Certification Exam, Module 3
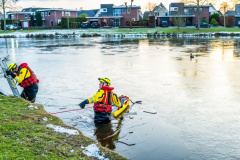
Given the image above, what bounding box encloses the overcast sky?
[16,0,176,12]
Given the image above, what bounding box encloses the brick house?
[7,11,34,28]
[9,11,33,20]
[156,3,210,27]
[184,5,210,25]
[38,9,78,26]
[87,4,141,27]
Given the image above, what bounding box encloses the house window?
[58,19,61,24]
[170,7,178,11]
[25,14,28,18]
[113,9,121,16]
[62,11,64,16]
[11,15,15,19]
[184,8,192,15]
[45,12,47,16]
[199,8,203,12]
[48,11,50,16]
[41,12,44,17]
[128,8,130,13]
[194,8,197,12]
[122,8,126,14]
[65,11,71,16]
[101,8,107,12]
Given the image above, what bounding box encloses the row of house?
[145,2,240,27]
[2,4,142,28]
[1,2,240,28]
[144,3,223,27]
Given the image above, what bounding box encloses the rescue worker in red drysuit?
[6,63,39,102]
[79,77,121,123]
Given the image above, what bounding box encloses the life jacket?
[17,63,39,88]
[93,86,114,113]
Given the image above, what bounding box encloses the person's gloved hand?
[6,70,16,79]
[79,99,89,109]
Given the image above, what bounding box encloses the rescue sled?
[112,95,130,117]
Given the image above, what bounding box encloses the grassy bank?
[0,95,127,160]
[1,27,240,35]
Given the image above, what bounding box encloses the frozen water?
[46,124,79,135]
[1,37,240,160]
[82,144,109,160]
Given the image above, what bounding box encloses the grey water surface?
[1,37,240,160]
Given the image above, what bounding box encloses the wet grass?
[0,95,128,160]
[0,30,16,34]
[1,27,240,35]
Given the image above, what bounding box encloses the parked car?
[81,22,90,28]
[6,25,15,30]
[91,22,100,28]
[12,24,21,29]
[161,21,168,27]
[6,24,21,30]
[195,22,211,28]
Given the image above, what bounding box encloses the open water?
[1,37,240,160]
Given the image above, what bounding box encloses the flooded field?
[1,37,240,160]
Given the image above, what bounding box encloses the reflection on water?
[1,37,240,160]
[94,116,123,150]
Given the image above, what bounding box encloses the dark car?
[196,22,211,28]
[81,22,90,28]
[91,22,100,28]
[12,24,21,29]
[6,25,15,30]
[6,24,21,30]
[161,21,168,27]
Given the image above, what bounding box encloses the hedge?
[61,17,87,28]
[126,20,148,26]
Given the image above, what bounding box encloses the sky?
[16,0,176,12]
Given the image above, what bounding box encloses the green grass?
[1,27,240,35]
[0,95,127,160]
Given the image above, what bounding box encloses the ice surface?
[82,144,109,160]
[46,124,79,135]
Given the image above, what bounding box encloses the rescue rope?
[0,106,92,124]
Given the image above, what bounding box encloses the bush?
[210,13,220,23]
[35,11,43,26]
[210,18,218,26]
[126,20,148,27]
[201,17,207,23]
[61,17,86,28]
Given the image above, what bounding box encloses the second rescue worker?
[79,77,121,123]
[6,63,39,102]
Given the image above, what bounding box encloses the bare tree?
[219,2,232,28]
[145,0,157,15]
[0,0,19,31]
[125,0,134,29]
[178,0,211,29]
[172,11,185,32]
